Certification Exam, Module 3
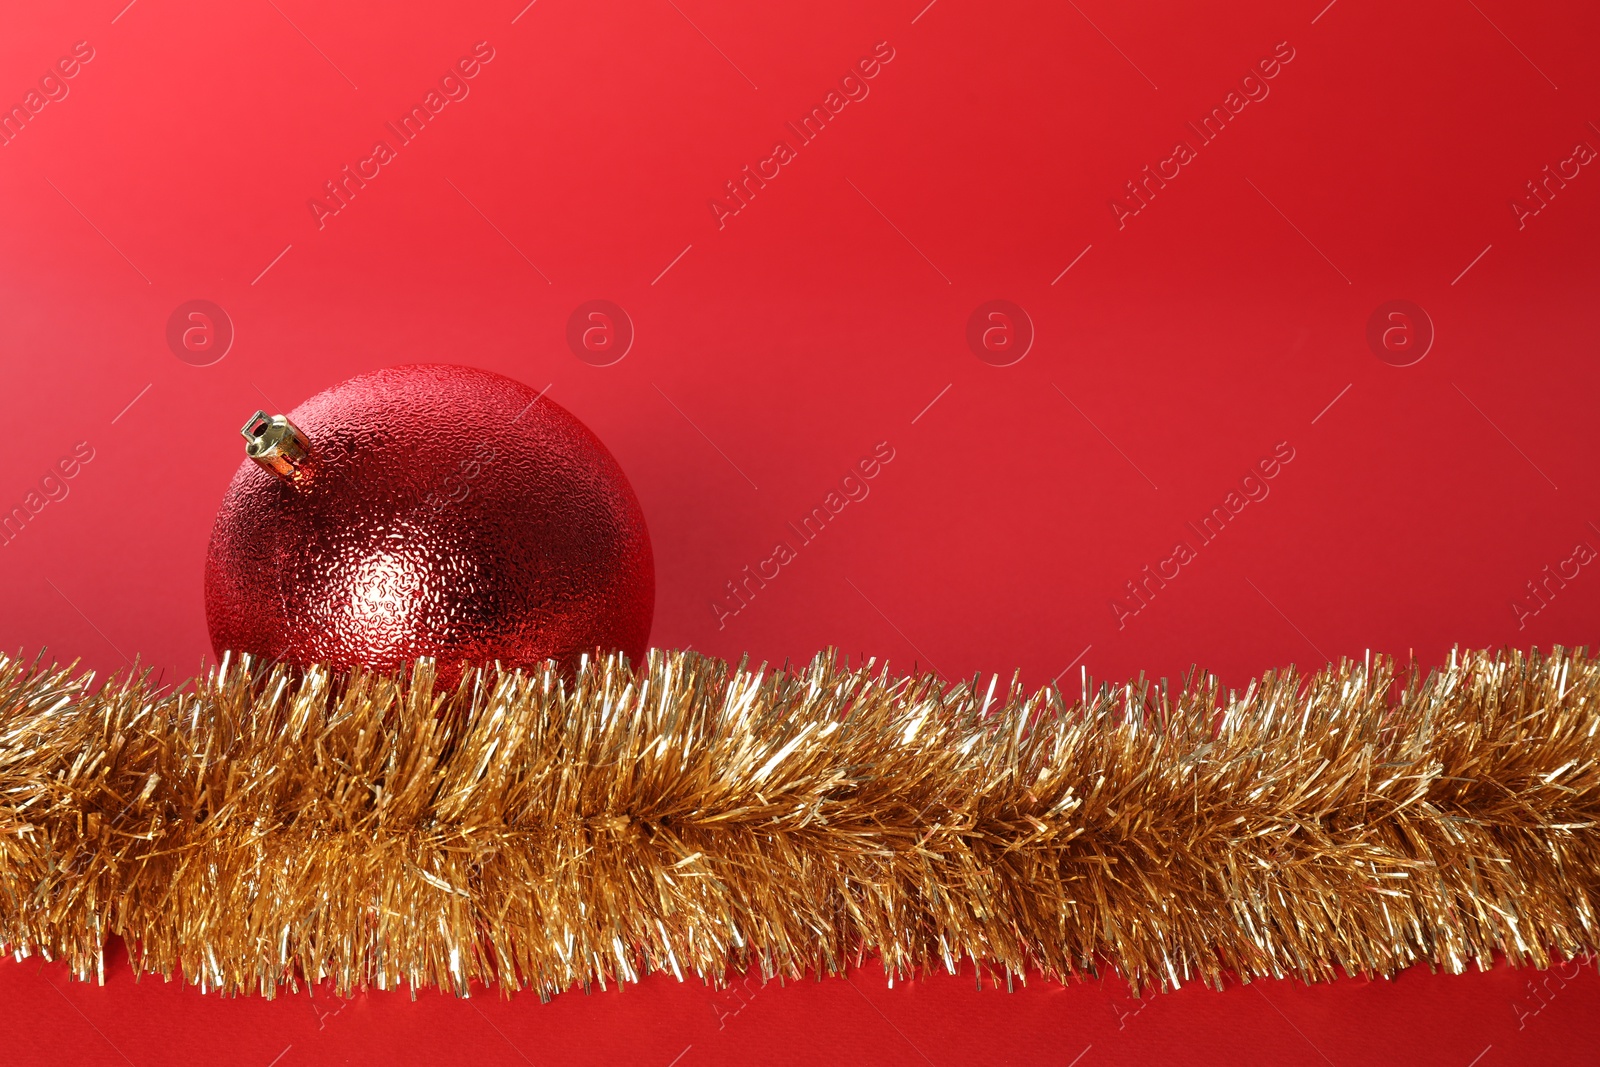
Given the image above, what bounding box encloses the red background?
[3,0,1599,1063]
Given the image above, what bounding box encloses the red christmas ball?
[205,364,654,680]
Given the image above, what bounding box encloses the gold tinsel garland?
[1,645,1597,999]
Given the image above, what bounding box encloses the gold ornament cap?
[241,411,311,480]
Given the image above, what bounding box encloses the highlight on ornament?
[1,643,1595,1000]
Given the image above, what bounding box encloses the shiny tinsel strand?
[0,646,1597,998]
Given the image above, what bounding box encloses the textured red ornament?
[204,364,654,680]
